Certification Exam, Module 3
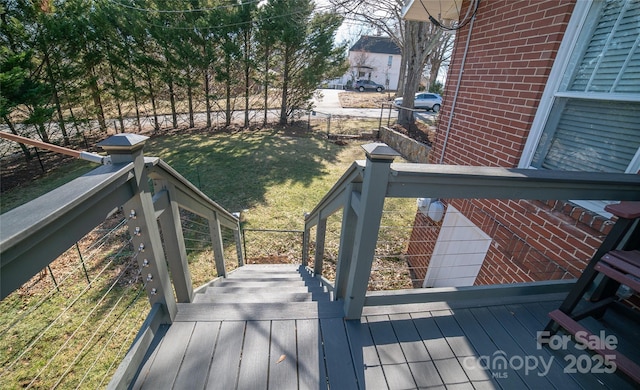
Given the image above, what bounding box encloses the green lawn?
[144,128,368,229]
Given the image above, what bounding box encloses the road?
[311,88,395,119]
[311,88,437,123]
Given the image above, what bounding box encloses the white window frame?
[519,0,640,216]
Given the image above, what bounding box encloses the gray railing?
[0,133,243,386]
[303,143,640,319]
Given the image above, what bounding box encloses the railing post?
[302,227,310,267]
[234,223,244,267]
[342,143,399,320]
[98,134,177,322]
[313,218,327,275]
[334,183,358,301]
[208,211,226,278]
[155,181,193,303]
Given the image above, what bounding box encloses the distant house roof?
[350,36,401,55]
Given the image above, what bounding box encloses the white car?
[394,93,442,112]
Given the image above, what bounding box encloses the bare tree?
[426,31,454,88]
[329,0,448,124]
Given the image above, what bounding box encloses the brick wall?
[407,197,613,286]
[405,0,622,287]
[432,0,575,167]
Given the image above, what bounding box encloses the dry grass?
[338,91,396,108]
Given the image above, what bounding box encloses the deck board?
[296,319,325,390]
[237,321,270,390]
[388,313,430,363]
[320,317,360,389]
[470,306,555,388]
[206,321,244,389]
[128,265,639,389]
[453,308,529,389]
[269,320,298,390]
[173,321,219,390]
[137,321,194,389]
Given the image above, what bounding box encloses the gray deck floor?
[130,265,638,389]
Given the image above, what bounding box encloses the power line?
[105,0,263,14]
[105,0,337,31]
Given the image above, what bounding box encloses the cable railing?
[0,211,148,388]
[303,143,640,319]
[0,133,243,388]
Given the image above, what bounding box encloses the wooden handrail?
[0,131,109,164]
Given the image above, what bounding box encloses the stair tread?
[204,285,316,294]
[213,281,311,288]
[193,292,313,303]
[176,301,344,321]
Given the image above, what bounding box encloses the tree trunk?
[127,58,142,133]
[43,50,69,144]
[88,66,107,132]
[168,80,178,129]
[108,62,125,133]
[4,115,32,160]
[188,82,195,128]
[263,44,270,126]
[397,51,408,97]
[244,28,251,128]
[225,72,232,127]
[398,21,443,125]
[279,46,291,126]
[204,69,211,128]
[36,122,49,143]
[144,64,160,132]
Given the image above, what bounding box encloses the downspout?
[438,14,476,164]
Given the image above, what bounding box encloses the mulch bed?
[390,122,433,146]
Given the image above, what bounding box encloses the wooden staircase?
[181,264,343,321]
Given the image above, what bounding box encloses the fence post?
[98,134,177,322]
[342,143,399,320]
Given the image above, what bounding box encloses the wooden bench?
[544,202,640,383]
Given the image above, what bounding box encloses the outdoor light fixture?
[416,198,445,222]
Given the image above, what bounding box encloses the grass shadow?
[145,127,355,218]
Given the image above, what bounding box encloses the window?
[520,0,640,214]
[388,55,393,67]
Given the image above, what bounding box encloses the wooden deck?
[130,264,639,389]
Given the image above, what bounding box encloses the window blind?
[537,99,640,172]
[569,0,640,94]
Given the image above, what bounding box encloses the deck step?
[175,301,344,321]
[234,264,301,272]
[193,292,313,303]
[202,286,328,295]
[225,274,303,281]
[212,280,315,288]
[548,309,640,383]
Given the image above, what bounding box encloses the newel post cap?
[362,143,400,162]
[97,133,149,155]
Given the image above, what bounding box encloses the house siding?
[347,51,401,90]
[405,0,619,286]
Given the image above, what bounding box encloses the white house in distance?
[328,35,402,91]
